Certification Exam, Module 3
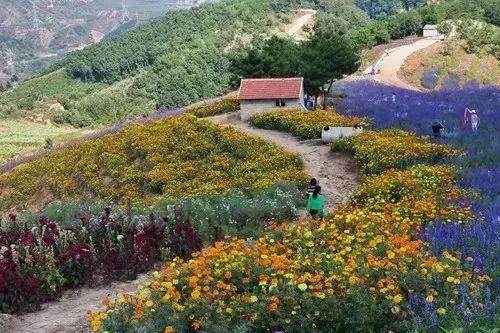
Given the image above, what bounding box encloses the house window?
[275,99,286,107]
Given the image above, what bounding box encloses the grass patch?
[0,70,106,113]
[0,119,84,162]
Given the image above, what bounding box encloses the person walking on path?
[392,92,397,104]
[307,185,325,220]
[470,110,480,131]
[306,178,317,199]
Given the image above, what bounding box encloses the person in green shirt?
[306,185,325,220]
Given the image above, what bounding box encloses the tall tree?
[301,30,360,108]
[231,36,301,80]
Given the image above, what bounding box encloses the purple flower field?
[331,80,500,295]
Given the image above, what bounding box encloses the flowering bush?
[249,109,368,140]
[187,97,240,118]
[0,184,304,314]
[331,130,460,174]
[0,115,306,212]
[0,246,38,314]
[89,140,494,331]
[0,210,168,313]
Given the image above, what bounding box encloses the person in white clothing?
[470,110,480,131]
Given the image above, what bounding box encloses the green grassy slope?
[0,0,290,128]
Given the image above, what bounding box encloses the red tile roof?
[238,77,303,100]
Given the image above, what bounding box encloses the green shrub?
[31,183,304,241]
[187,97,240,118]
[250,109,368,140]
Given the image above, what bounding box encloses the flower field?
[331,129,460,174]
[331,80,499,280]
[187,97,240,118]
[89,121,496,331]
[0,115,306,212]
[249,109,368,140]
[0,184,302,314]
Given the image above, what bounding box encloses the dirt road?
[207,112,360,211]
[287,9,317,39]
[374,38,441,90]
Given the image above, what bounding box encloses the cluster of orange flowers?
[89,162,486,331]
[187,97,240,118]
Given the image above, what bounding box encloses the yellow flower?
[164,326,175,333]
[426,295,434,303]
[446,276,455,283]
[298,283,308,291]
[145,300,154,307]
[315,292,326,299]
[191,289,201,301]
[437,308,446,315]
[226,307,233,314]
[387,251,395,259]
[249,295,258,303]
[393,294,403,304]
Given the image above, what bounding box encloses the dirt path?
[287,9,316,39]
[5,275,148,333]
[207,112,360,211]
[373,38,441,90]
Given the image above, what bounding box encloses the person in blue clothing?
[392,92,397,104]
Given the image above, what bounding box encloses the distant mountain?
[0,0,204,82]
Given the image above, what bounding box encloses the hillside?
[0,0,297,161]
[399,40,500,90]
[0,0,205,82]
[0,0,290,123]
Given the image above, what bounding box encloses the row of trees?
[354,0,499,23]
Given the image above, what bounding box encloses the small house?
[238,77,306,121]
[423,24,441,38]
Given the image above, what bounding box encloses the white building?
[238,77,306,121]
[423,24,442,38]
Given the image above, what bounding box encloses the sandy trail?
[5,276,148,333]
[207,112,360,211]
[287,9,317,38]
[374,38,441,90]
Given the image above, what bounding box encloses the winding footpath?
[4,276,148,333]
[206,112,360,211]
[373,38,441,91]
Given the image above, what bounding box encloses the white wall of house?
[240,98,304,121]
[423,28,439,37]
